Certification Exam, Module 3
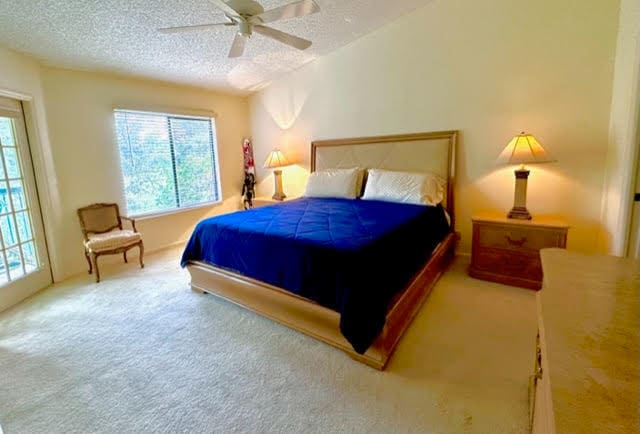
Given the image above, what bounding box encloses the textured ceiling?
[0,0,431,94]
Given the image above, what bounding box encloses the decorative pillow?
[304,168,361,199]
[361,169,446,206]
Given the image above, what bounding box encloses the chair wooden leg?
[138,242,144,269]
[85,250,93,274]
[123,251,128,263]
[92,253,100,283]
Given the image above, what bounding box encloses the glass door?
[0,96,51,310]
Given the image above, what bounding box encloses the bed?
[182,131,458,369]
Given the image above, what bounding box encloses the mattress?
[181,197,450,353]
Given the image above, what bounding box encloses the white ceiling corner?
[0,0,432,95]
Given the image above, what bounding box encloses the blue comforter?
[181,197,450,354]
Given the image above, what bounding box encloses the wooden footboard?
[186,232,456,370]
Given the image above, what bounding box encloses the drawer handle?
[506,235,527,246]
[535,364,543,380]
[535,347,543,380]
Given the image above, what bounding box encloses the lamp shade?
[496,132,555,165]
[263,148,291,169]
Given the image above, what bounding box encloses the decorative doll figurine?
[242,172,256,209]
[241,138,257,209]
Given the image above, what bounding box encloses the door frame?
[625,101,640,257]
[623,46,640,257]
[0,88,60,284]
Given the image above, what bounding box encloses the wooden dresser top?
[472,212,569,229]
[539,248,639,433]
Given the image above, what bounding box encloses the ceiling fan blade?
[158,23,233,34]
[228,32,247,58]
[208,0,242,17]
[254,0,320,24]
[253,25,312,50]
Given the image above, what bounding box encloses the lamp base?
[507,168,532,220]
[508,206,532,220]
[272,169,286,201]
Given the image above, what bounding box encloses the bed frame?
[186,131,458,370]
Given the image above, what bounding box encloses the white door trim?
[625,100,640,257]
[0,88,33,101]
[0,105,53,311]
[0,87,62,283]
[623,42,640,257]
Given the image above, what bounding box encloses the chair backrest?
[77,203,122,238]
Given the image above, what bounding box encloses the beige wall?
[0,0,628,291]
[249,0,620,254]
[0,48,249,300]
[601,0,640,255]
[40,67,249,279]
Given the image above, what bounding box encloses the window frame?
[113,108,223,219]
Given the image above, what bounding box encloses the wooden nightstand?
[469,212,569,290]
[251,196,298,208]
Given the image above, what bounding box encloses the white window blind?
[114,109,221,216]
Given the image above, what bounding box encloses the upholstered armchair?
[77,203,144,282]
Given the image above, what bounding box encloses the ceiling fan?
[158,0,321,58]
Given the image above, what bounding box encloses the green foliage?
[0,118,14,147]
[115,112,219,216]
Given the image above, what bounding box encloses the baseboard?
[0,282,46,313]
[55,240,188,284]
[149,240,188,253]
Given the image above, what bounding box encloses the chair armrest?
[121,216,138,232]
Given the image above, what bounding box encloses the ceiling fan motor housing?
[238,19,252,36]
[159,0,320,57]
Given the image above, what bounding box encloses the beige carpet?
[0,248,537,433]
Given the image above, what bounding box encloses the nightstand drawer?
[469,213,568,290]
[477,224,562,253]
[474,248,542,281]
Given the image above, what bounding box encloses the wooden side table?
[251,196,299,208]
[468,212,569,290]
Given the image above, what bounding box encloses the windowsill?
[131,200,223,221]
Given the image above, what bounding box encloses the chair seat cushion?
[85,230,141,252]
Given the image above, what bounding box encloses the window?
[114,110,221,216]
[0,116,39,284]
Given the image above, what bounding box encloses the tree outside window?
[114,110,221,216]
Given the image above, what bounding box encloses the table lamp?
[496,132,555,220]
[263,148,291,201]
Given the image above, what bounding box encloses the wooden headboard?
[311,131,457,230]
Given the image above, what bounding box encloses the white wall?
[249,0,620,254]
[41,67,249,279]
[601,0,640,255]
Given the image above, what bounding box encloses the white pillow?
[304,168,361,199]
[361,169,446,206]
